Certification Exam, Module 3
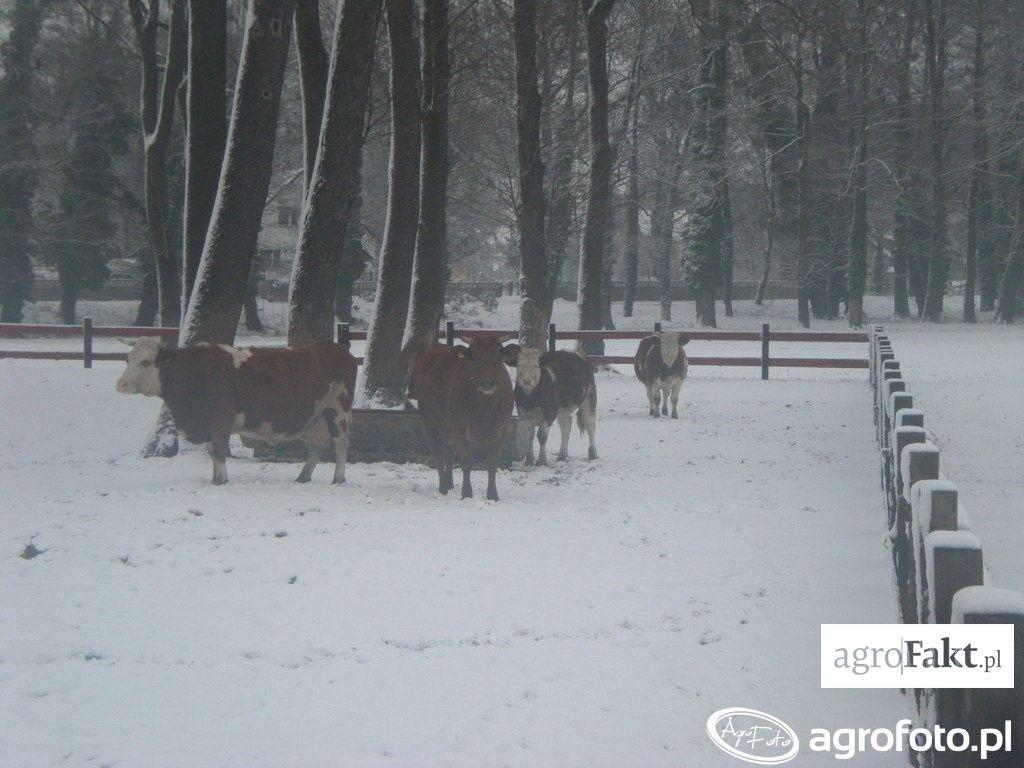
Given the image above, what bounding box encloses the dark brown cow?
[634,332,688,418]
[116,338,357,484]
[505,348,597,464]
[408,335,515,500]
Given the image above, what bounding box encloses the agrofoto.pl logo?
[706,708,800,765]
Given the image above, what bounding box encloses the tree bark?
[921,0,949,322]
[244,253,263,331]
[576,0,615,355]
[181,0,227,311]
[891,0,917,318]
[795,44,811,329]
[622,97,641,317]
[964,0,992,322]
[403,0,451,357]
[294,0,329,194]
[721,181,735,317]
[129,0,188,328]
[846,0,870,328]
[362,0,422,405]
[513,0,548,349]
[996,146,1024,323]
[287,0,382,346]
[135,254,159,325]
[0,0,49,323]
[181,0,297,346]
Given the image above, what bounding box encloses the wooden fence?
[1,318,869,378]
[871,326,1023,767]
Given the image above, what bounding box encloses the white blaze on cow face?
[658,332,681,368]
[515,348,543,393]
[115,337,163,396]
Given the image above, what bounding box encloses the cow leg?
[453,435,473,499]
[536,421,549,466]
[296,445,320,483]
[670,379,682,419]
[661,385,670,416]
[331,422,349,484]
[425,428,450,495]
[522,420,536,466]
[485,445,501,501]
[209,430,230,485]
[647,383,659,417]
[443,446,454,494]
[556,408,572,461]
[580,405,598,460]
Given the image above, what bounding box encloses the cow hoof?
[486,492,499,502]
[295,475,312,483]
[671,412,678,420]
[332,478,346,485]
[536,457,547,466]
[588,448,598,460]
[661,408,668,416]
[525,455,534,467]
[557,454,568,462]
[211,477,228,486]
[461,490,473,500]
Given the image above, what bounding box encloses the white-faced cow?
[116,338,358,485]
[633,332,688,418]
[506,347,597,464]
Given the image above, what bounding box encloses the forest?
[1,0,1023,404]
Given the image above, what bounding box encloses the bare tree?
[964,0,992,322]
[890,0,917,318]
[294,0,329,193]
[921,0,948,322]
[128,0,187,327]
[846,0,870,328]
[363,0,422,405]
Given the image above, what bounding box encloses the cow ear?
[117,337,136,347]
[502,343,521,366]
[454,344,472,359]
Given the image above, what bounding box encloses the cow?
[116,337,358,485]
[408,334,515,501]
[505,347,597,464]
[633,331,689,418]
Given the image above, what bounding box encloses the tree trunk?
[544,0,580,311]
[403,0,451,356]
[796,50,811,329]
[891,2,915,318]
[513,0,548,349]
[964,0,992,322]
[721,181,735,317]
[622,99,640,317]
[129,0,188,328]
[294,0,329,194]
[181,0,227,311]
[287,0,382,346]
[244,253,263,332]
[0,0,49,324]
[59,278,79,325]
[576,0,615,355]
[135,254,159,325]
[921,0,949,322]
[996,147,1024,323]
[656,192,674,322]
[846,0,870,329]
[181,0,297,346]
[362,0,422,405]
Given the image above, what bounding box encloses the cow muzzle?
[478,379,497,396]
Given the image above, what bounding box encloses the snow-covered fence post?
[82,317,93,369]
[547,322,556,352]
[952,587,1024,767]
[446,320,455,348]
[884,391,914,490]
[911,480,959,625]
[895,408,924,429]
[889,424,926,526]
[761,323,770,380]
[896,442,940,624]
[880,375,905,448]
[870,325,883,391]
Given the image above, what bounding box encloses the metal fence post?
[547,322,556,352]
[336,322,350,345]
[446,320,455,347]
[654,322,662,333]
[83,317,93,369]
[761,323,770,380]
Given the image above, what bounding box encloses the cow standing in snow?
[116,338,358,485]
[408,334,515,501]
[633,332,688,418]
[506,347,598,464]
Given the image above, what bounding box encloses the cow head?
[455,334,517,397]
[504,346,545,394]
[658,331,688,367]
[116,337,163,397]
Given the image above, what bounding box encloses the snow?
[952,586,1024,623]
[899,442,940,501]
[1,340,907,766]
[3,294,1023,765]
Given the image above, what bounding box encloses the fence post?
[547,322,556,352]
[895,408,924,429]
[446,320,455,348]
[896,442,940,625]
[336,322,350,345]
[654,322,662,333]
[911,480,959,625]
[82,317,93,369]
[926,531,983,625]
[761,323,770,380]
[952,587,1024,768]
[889,424,926,524]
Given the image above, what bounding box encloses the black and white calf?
[506,348,598,464]
[633,332,688,418]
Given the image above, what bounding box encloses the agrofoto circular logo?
[706,707,800,765]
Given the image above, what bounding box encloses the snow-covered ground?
[2,295,1020,766]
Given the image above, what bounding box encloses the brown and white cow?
[408,334,515,501]
[633,332,688,418]
[505,348,597,464]
[116,338,358,485]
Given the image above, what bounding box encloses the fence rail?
[871,326,1023,767]
[1,318,868,377]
